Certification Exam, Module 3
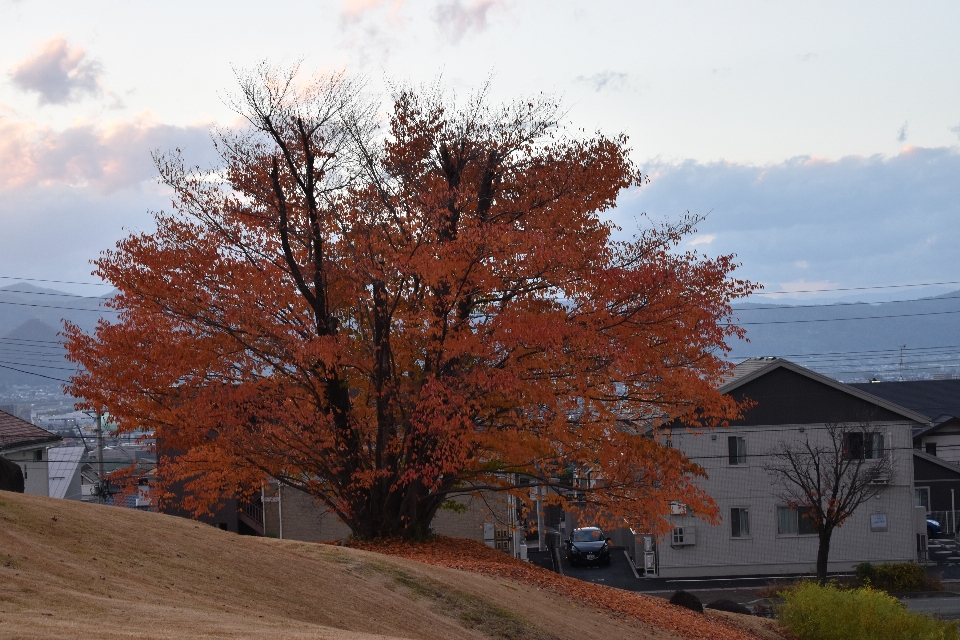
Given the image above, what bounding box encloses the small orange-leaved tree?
[65,65,754,539]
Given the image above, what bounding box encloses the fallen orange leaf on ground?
[345,537,772,640]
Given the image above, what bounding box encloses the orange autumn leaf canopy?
[65,65,753,539]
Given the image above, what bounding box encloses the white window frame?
[671,525,696,546]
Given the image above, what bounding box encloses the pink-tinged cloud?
[341,0,405,22]
[0,115,213,193]
[9,38,103,105]
[434,0,502,40]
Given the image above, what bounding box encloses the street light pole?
[96,411,105,504]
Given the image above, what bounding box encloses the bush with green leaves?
[779,582,957,640]
[855,562,940,592]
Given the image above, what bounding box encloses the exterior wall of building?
[262,485,513,546]
[917,426,960,465]
[262,485,352,541]
[658,420,916,578]
[913,452,960,513]
[431,493,512,543]
[3,447,49,497]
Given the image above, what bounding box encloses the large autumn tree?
[66,65,753,539]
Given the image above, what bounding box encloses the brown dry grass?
[0,491,784,639]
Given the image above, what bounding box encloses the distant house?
[913,449,960,518]
[911,416,960,464]
[651,358,929,578]
[160,463,519,548]
[256,480,515,547]
[849,380,960,465]
[0,409,61,496]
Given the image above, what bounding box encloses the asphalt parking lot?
[546,544,960,619]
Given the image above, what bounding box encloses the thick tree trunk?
[816,527,833,584]
[344,481,447,540]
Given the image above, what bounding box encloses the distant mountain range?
[727,290,960,382]
[0,283,113,390]
[0,282,957,392]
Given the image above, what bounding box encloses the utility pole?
[96,411,105,504]
[899,344,907,381]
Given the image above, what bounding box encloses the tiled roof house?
[0,409,60,496]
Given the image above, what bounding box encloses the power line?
[735,294,960,311]
[752,280,960,295]
[0,362,70,383]
[727,309,960,326]
[730,344,960,359]
[0,337,65,346]
[0,288,109,300]
[0,275,111,287]
[0,358,77,372]
[0,299,118,313]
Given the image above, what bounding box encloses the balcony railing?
[239,499,264,526]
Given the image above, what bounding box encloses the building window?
[728,436,747,465]
[926,442,937,456]
[916,487,931,512]
[671,526,696,546]
[777,505,818,535]
[731,507,750,537]
[33,449,42,462]
[843,432,884,460]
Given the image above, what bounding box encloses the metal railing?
[929,510,960,536]
[239,499,264,526]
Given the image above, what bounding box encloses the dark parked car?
[564,526,612,567]
[928,518,943,537]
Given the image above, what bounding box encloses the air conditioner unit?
[671,526,696,547]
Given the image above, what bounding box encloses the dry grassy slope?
[0,491,771,640]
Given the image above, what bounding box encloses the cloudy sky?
[1,1,959,299]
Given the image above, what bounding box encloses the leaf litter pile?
[347,537,768,640]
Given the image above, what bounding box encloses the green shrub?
[855,562,940,592]
[779,582,958,640]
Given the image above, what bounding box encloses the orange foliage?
[65,65,754,539]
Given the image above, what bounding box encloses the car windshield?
[573,529,603,542]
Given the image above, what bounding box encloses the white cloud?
[794,260,809,268]
[0,114,214,192]
[9,38,103,105]
[687,234,716,247]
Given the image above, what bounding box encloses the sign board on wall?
[870,513,888,532]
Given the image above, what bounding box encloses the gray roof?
[848,380,960,421]
[719,357,779,387]
[914,449,960,476]
[720,358,933,425]
[913,415,960,440]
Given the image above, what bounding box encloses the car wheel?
[602,557,611,567]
